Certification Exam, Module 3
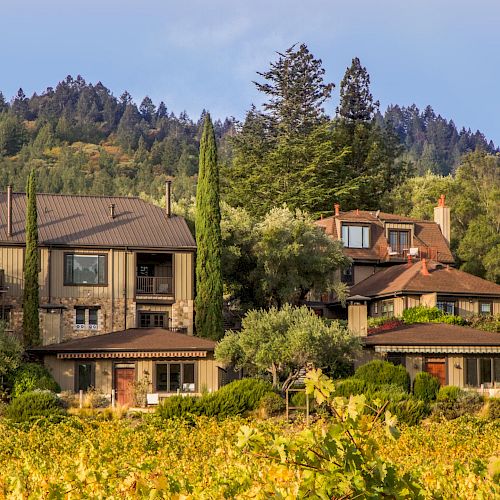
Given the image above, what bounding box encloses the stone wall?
[171,299,194,334]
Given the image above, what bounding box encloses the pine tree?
[22,169,40,347]
[337,57,379,122]
[195,114,223,339]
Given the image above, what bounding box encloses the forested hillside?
[0,45,498,282]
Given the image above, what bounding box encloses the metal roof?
[0,192,196,250]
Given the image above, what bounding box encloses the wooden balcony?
[136,276,173,296]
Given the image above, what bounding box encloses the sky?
[2,0,500,143]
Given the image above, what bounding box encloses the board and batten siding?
[0,246,24,297]
[174,252,194,301]
[44,355,74,392]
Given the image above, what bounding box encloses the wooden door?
[115,367,135,406]
[425,358,446,386]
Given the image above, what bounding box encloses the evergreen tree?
[337,57,379,122]
[22,169,40,346]
[139,96,156,123]
[195,114,223,339]
[11,88,31,120]
[0,92,8,114]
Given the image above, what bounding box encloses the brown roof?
[0,192,196,250]
[315,210,454,263]
[30,328,216,352]
[363,322,500,346]
[349,260,500,297]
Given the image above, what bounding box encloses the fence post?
[79,390,83,409]
[111,389,116,408]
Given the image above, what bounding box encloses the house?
[311,196,454,316]
[345,260,500,390]
[0,184,224,403]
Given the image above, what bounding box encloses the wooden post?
[111,389,116,408]
[79,390,83,409]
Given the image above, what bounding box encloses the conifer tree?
[195,114,223,339]
[337,57,379,122]
[22,169,40,347]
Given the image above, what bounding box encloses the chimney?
[165,180,172,218]
[356,208,359,216]
[334,203,340,217]
[421,258,430,276]
[407,254,413,268]
[347,295,369,337]
[7,185,12,237]
[434,194,450,246]
[109,203,115,219]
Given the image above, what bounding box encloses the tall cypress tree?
[22,169,40,347]
[195,114,223,339]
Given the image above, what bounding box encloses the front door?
[425,358,446,386]
[114,366,135,406]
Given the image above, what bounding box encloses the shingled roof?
[363,322,500,347]
[30,328,216,353]
[0,192,196,249]
[315,210,454,263]
[349,260,500,297]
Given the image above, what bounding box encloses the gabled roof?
[363,322,500,347]
[0,192,196,250]
[315,210,454,263]
[349,260,500,297]
[30,328,216,353]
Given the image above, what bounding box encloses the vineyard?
[0,415,499,499]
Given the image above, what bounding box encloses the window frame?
[465,357,500,387]
[74,306,100,330]
[64,253,108,286]
[75,362,95,392]
[154,361,197,393]
[479,301,493,316]
[138,311,169,329]
[341,224,370,249]
[436,300,456,316]
[340,265,355,285]
[381,300,394,317]
[388,229,410,255]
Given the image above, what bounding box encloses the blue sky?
[2,0,500,143]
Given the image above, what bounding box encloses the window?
[341,265,354,285]
[139,312,168,328]
[65,254,106,285]
[341,225,370,248]
[387,354,405,367]
[381,300,394,317]
[437,300,456,315]
[372,302,379,315]
[74,307,99,330]
[155,362,196,392]
[388,230,410,255]
[465,357,500,387]
[0,306,11,326]
[76,362,95,392]
[479,302,492,316]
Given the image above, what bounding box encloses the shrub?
[436,385,462,402]
[11,363,60,398]
[413,372,440,402]
[432,390,484,420]
[258,392,285,417]
[402,306,464,326]
[157,378,273,419]
[333,378,369,398]
[487,398,500,420]
[6,390,66,422]
[354,360,411,392]
[388,397,430,426]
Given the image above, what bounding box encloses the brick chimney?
[334,203,340,217]
[421,258,430,276]
[109,203,116,219]
[434,194,450,246]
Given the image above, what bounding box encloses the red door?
[115,367,135,406]
[425,358,446,386]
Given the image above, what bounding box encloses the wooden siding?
[174,253,193,301]
[421,292,437,308]
[353,265,377,285]
[385,222,414,243]
[394,297,405,317]
[405,355,423,382]
[0,246,24,297]
[44,355,74,392]
[348,304,367,336]
[447,356,464,387]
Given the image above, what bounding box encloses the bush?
[388,397,430,426]
[413,372,440,402]
[432,390,484,420]
[6,390,66,422]
[258,392,285,417]
[11,363,60,398]
[402,306,464,326]
[487,398,500,420]
[157,378,273,419]
[354,360,411,392]
[436,385,462,402]
[333,378,368,397]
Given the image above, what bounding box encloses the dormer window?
[341,225,370,248]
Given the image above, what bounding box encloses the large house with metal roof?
[0,185,224,404]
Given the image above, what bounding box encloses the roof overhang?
[372,345,500,354]
[55,350,209,359]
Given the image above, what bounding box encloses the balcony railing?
[136,276,173,295]
[379,245,439,261]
